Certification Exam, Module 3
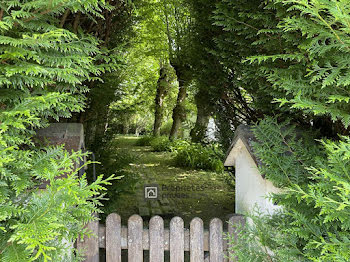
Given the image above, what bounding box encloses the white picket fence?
[77,213,245,262]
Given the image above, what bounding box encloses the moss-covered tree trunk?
[153,67,169,136]
[190,92,213,142]
[169,82,187,140]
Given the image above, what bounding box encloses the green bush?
[172,141,224,172]
[0,1,117,261]
[113,149,137,169]
[160,121,173,136]
[233,117,350,261]
[150,136,172,152]
[136,135,155,146]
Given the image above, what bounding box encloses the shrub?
[231,117,350,261]
[0,1,117,261]
[172,141,224,172]
[113,149,137,169]
[136,135,155,146]
[160,121,173,136]
[150,136,172,152]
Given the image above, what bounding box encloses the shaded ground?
[102,136,235,228]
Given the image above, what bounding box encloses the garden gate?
[77,213,244,262]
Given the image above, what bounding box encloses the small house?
[224,125,281,215]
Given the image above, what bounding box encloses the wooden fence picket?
[228,215,246,262]
[77,214,99,262]
[149,216,164,262]
[190,217,204,262]
[210,218,224,262]
[128,215,143,262]
[106,213,121,262]
[170,217,184,262]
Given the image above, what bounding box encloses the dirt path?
[102,136,235,228]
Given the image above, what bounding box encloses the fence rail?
[77,213,245,262]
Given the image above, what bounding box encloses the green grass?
[101,135,235,227]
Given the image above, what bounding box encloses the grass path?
[102,136,235,228]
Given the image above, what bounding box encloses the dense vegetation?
[0,1,124,261]
[2,0,350,261]
[136,136,224,172]
[222,1,350,261]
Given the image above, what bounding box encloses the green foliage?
[241,0,350,133]
[137,135,224,172]
[252,117,321,188]
[172,141,224,172]
[0,1,118,261]
[269,0,350,128]
[233,117,350,261]
[137,135,172,152]
[220,0,350,259]
[150,136,172,152]
[136,135,155,146]
[211,0,291,148]
[99,147,140,222]
[227,209,300,262]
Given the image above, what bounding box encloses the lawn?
[101,136,235,228]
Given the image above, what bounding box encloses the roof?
[223,125,259,167]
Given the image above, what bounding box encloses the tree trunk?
[122,122,129,134]
[153,67,169,136]
[169,83,187,140]
[190,95,212,143]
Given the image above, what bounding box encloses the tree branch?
[59,9,70,28]
[73,12,81,33]
[13,2,64,27]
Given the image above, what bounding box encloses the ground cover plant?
[137,136,224,172]
[172,141,225,173]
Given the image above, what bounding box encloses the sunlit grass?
[103,135,235,226]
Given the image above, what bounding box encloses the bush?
[232,117,350,261]
[150,136,173,152]
[138,136,225,172]
[113,149,137,169]
[172,141,224,172]
[136,135,154,146]
[160,121,173,136]
[0,1,116,261]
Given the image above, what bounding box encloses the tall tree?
[153,64,175,136]
[65,0,135,152]
[161,0,193,140]
[186,0,223,143]
[0,0,117,261]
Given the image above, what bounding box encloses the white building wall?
[235,144,281,215]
